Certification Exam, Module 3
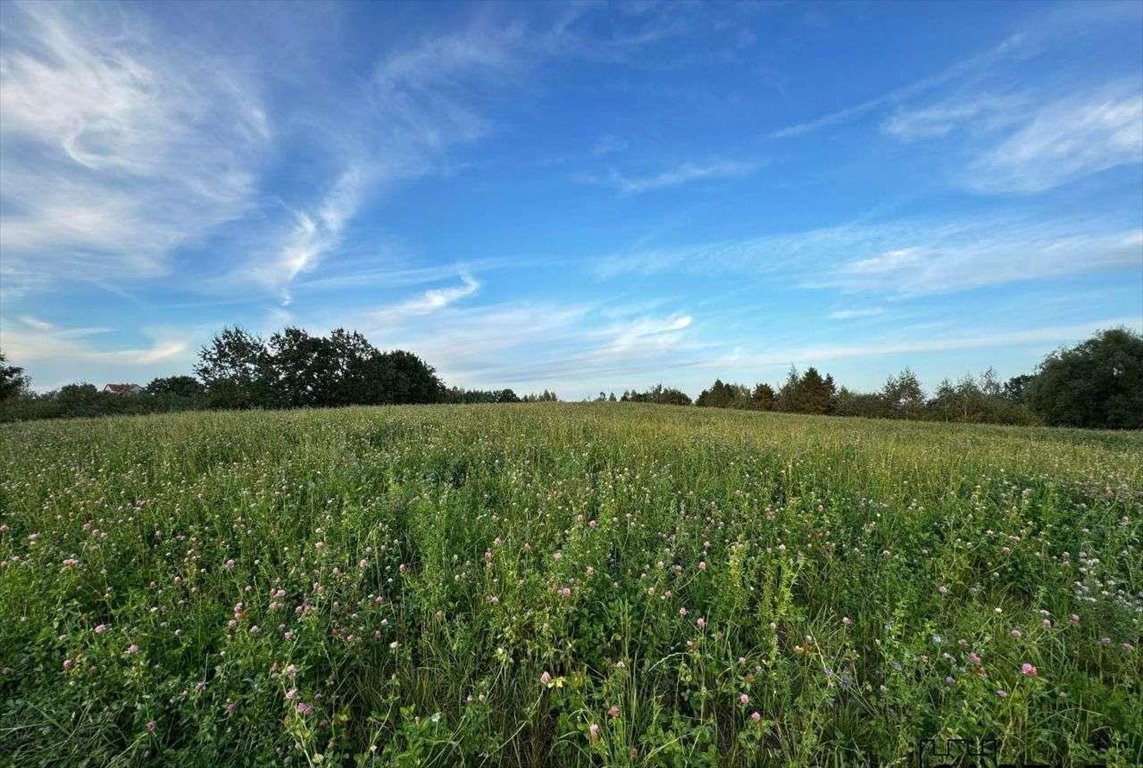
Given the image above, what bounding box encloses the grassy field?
[1,404,1141,767]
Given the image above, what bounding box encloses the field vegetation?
[1,405,1141,766]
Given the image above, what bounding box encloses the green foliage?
[776,367,836,415]
[194,326,273,409]
[522,389,560,403]
[1,406,1140,766]
[1027,328,1143,429]
[194,326,445,410]
[928,370,1039,425]
[622,384,693,406]
[145,376,206,399]
[0,351,29,400]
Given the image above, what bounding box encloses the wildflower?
[553,551,563,562]
[996,689,1008,698]
[968,652,982,665]
[559,587,572,598]
[540,671,552,686]
[146,721,157,734]
[126,644,140,655]
[1101,636,1111,646]
[285,688,298,700]
[1021,663,1037,677]
[1069,614,1080,624]
[589,520,598,528]
[696,617,706,629]
[223,559,235,569]
[1009,629,1022,639]
[750,711,762,723]
[945,676,955,686]
[738,693,750,706]
[608,705,620,718]
[295,702,313,717]
[63,659,74,671]
[94,624,108,634]
[938,585,949,596]
[697,561,707,570]
[679,607,688,618]
[842,616,853,627]
[588,723,600,743]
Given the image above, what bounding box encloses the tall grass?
[1,404,1140,766]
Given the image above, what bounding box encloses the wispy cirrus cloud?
[369,273,481,325]
[576,159,760,194]
[828,308,885,320]
[245,168,368,304]
[0,1,269,297]
[961,86,1143,194]
[766,31,1027,139]
[821,228,1143,294]
[0,316,192,389]
[706,318,1143,373]
[770,4,1143,195]
[236,23,529,302]
[595,215,1142,296]
[597,314,693,357]
[879,81,1143,194]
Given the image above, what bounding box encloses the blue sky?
[1,0,1141,398]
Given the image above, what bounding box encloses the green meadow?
[1,405,1140,767]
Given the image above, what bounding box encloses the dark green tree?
[495,388,521,404]
[0,352,29,400]
[1027,328,1143,429]
[145,376,205,398]
[750,383,776,411]
[1003,374,1036,402]
[195,327,272,409]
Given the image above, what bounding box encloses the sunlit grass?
[1,404,1140,766]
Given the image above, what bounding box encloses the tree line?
[2,326,1140,429]
[598,328,1142,429]
[0,326,557,422]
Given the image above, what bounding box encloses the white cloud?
[880,82,1143,194]
[595,216,1143,296]
[248,168,367,304]
[0,316,193,388]
[881,93,1024,140]
[828,308,885,320]
[0,1,269,296]
[578,160,759,194]
[964,86,1143,193]
[823,228,1143,295]
[370,273,481,324]
[716,318,1143,371]
[232,25,529,301]
[371,25,522,152]
[597,315,693,357]
[767,33,1026,139]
